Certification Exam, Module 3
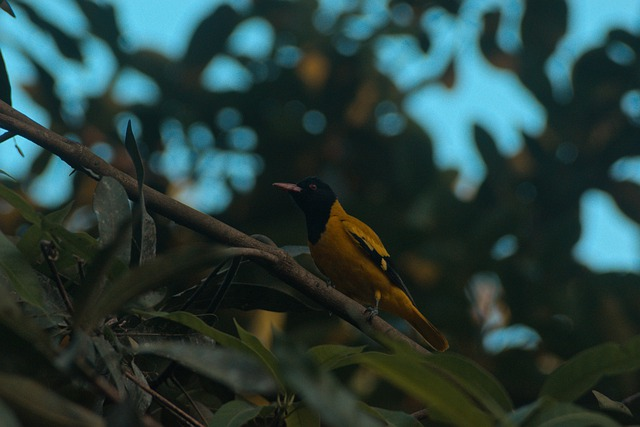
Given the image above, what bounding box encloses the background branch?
[0,100,430,355]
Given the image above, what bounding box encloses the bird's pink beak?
[273,182,303,193]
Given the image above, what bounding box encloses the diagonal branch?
[0,100,430,356]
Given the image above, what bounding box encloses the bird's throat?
[304,200,339,244]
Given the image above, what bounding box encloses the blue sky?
[0,0,639,272]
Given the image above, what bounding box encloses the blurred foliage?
[1,0,640,425]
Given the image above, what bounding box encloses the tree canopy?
[0,0,640,425]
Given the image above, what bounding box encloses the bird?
[273,176,448,352]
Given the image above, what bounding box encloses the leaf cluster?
[0,130,634,426]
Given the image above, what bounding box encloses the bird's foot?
[364,306,378,322]
[326,279,334,288]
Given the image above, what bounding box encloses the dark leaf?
[19,3,82,61]
[123,121,156,266]
[342,351,495,427]
[124,361,152,414]
[286,404,321,427]
[73,244,232,330]
[608,180,640,224]
[363,405,422,427]
[272,334,383,427]
[234,320,280,384]
[76,1,120,52]
[218,281,321,312]
[0,229,45,311]
[0,374,106,426]
[209,400,264,427]
[501,398,619,427]
[139,310,286,391]
[285,405,321,427]
[540,335,640,402]
[25,62,60,119]
[136,341,277,394]
[0,1,15,18]
[427,352,513,413]
[184,5,241,67]
[0,51,11,105]
[307,344,366,371]
[93,176,132,264]
[0,275,55,360]
[0,181,41,224]
[92,336,127,397]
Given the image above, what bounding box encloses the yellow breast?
[309,210,391,306]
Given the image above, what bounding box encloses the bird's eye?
[309,184,317,191]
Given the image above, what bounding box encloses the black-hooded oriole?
[274,176,448,352]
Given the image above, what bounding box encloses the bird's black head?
[273,177,338,243]
[273,176,337,214]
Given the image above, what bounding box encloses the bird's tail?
[406,306,449,352]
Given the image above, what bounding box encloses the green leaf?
[208,400,263,427]
[92,336,126,397]
[592,390,633,417]
[0,374,106,426]
[529,400,618,427]
[139,310,285,391]
[540,336,640,402]
[234,320,281,383]
[0,229,44,311]
[272,334,383,427]
[500,398,619,427]
[43,202,73,226]
[123,121,156,266]
[135,341,277,394]
[427,353,513,413]
[125,361,152,415]
[498,399,543,427]
[46,225,98,265]
[0,181,40,224]
[74,244,231,330]
[15,223,45,264]
[93,176,131,263]
[0,281,56,360]
[41,205,100,272]
[139,310,246,350]
[286,404,321,427]
[307,344,366,370]
[363,405,422,427]
[123,121,144,196]
[349,351,494,427]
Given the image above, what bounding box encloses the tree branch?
[0,100,430,356]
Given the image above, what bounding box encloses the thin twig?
[40,240,74,314]
[181,260,228,311]
[124,370,205,427]
[150,259,231,389]
[206,255,242,314]
[0,129,15,143]
[170,377,207,424]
